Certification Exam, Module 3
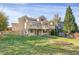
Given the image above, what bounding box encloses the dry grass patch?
[53,41,73,46]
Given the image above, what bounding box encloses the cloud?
[0,3,79,26]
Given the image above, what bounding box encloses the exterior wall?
[12,23,19,31]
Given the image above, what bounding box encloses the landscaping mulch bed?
[53,41,73,46]
[72,46,79,49]
[74,33,79,39]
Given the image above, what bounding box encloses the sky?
[0,3,79,26]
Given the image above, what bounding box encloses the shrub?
[49,29,59,36]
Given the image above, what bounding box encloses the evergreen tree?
[63,6,78,34]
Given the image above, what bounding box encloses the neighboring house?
[12,16,52,35]
[56,22,65,36]
[55,22,63,30]
[6,27,12,31]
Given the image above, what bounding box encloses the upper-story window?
[24,22,27,29]
[30,22,37,27]
[41,19,44,21]
[37,19,39,21]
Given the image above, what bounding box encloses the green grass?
[0,34,79,55]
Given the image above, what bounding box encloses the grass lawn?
[0,34,79,55]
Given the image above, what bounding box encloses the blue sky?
[0,3,79,26]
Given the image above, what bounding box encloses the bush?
[49,29,59,36]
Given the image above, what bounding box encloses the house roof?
[18,15,36,21]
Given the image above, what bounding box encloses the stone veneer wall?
[12,23,19,31]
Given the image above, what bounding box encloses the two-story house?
[12,16,51,35]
